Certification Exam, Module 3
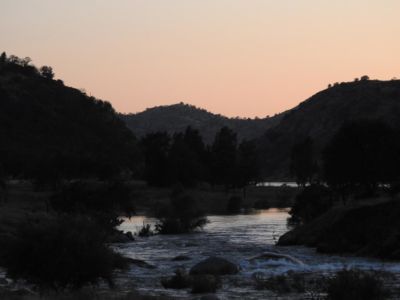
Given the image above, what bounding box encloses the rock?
[191,275,220,294]
[161,268,191,289]
[200,296,220,300]
[0,277,8,285]
[126,258,156,269]
[190,257,239,275]
[172,255,191,261]
[249,252,305,265]
[125,231,135,241]
[109,230,135,243]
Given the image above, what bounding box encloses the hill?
[120,103,283,143]
[259,79,400,179]
[0,54,139,181]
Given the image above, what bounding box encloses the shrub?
[50,181,135,232]
[2,215,128,290]
[226,196,242,213]
[326,269,389,300]
[138,223,154,237]
[289,184,332,224]
[155,193,208,234]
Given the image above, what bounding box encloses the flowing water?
[116,208,400,299]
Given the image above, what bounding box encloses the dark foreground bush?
[289,184,333,224]
[50,181,135,233]
[226,196,242,213]
[155,192,208,234]
[326,269,389,300]
[2,215,128,290]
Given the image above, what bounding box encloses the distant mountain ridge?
[121,102,284,143]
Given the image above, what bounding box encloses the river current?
[116,208,400,299]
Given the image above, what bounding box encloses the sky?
[1,1,400,118]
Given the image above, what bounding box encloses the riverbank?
[278,198,400,260]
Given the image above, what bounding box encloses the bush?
[155,193,208,234]
[289,184,333,224]
[138,223,154,237]
[50,181,135,232]
[2,215,128,290]
[226,196,242,213]
[326,269,389,300]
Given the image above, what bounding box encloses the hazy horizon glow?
[2,0,400,117]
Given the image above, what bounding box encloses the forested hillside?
[0,53,140,182]
[121,103,283,143]
[259,78,400,179]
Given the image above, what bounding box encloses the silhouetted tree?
[290,137,318,186]
[210,127,237,187]
[155,190,208,234]
[141,132,171,186]
[289,184,332,224]
[0,52,6,63]
[235,139,259,188]
[169,132,199,186]
[323,120,399,199]
[360,75,370,81]
[40,65,54,79]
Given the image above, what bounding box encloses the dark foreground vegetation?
[254,269,391,300]
[281,118,400,260]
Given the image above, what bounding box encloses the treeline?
[289,119,400,224]
[140,126,259,188]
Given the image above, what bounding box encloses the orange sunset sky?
[2,0,400,117]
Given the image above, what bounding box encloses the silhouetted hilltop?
[260,78,400,179]
[0,53,139,180]
[121,103,283,143]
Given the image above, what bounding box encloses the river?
[116,208,400,299]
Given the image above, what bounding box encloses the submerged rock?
[191,275,220,294]
[249,251,305,265]
[126,258,156,269]
[190,257,239,275]
[109,230,135,243]
[199,296,220,300]
[172,255,191,261]
[161,268,191,289]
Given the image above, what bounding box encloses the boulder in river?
[249,251,305,265]
[172,255,191,261]
[190,257,239,275]
[191,275,220,294]
[161,268,191,289]
[126,258,156,269]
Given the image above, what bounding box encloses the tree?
[0,52,6,63]
[141,132,171,186]
[290,137,318,186]
[210,127,237,186]
[323,120,399,198]
[235,139,259,188]
[168,132,199,186]
[360,75,370,81]
[40,65,54,79]
[155,190,208,234]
